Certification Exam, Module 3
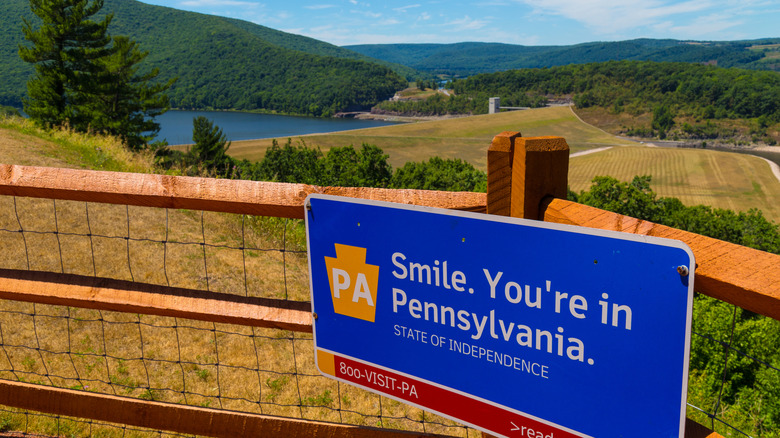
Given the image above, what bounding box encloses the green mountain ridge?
[0,0,409,115]
[345,38,780,76]
[219,16,422,80]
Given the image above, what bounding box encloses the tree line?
[453,61,780,126]
[346,39,780,77]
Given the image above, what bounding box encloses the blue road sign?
[306,194,694,438]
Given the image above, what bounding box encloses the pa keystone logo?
[324,244,379,322]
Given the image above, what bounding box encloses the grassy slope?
[227,106,637,169]
[0,116,153,172]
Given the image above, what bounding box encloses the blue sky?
[138,0,780,46]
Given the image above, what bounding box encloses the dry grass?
[569,146,780,222]
[225,106,780,223]
[0,116,155,173]
[0,195,470,437]
[573,107,653,135]
[226,106,637,170]
[395,87,440,99]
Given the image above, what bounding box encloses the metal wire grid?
[0,195,472,437]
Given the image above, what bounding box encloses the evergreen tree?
[19,0,113,129]
[19,0,173,149]
[187,116,232,174]
[90,36,174,150]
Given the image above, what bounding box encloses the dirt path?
[570,146,612,158]
[757,156,780,183]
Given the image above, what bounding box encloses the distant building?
[488,96,532,113]
[489,97,500,114]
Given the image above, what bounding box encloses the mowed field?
[228,106,637,170]
[569,146,780,221]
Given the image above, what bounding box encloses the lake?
[153,110,399,145]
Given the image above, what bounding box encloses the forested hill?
[0,0,408,116]
[451,61,780,118]
[218,17,422,81]
[345,39,780,76]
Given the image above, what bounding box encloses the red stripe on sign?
[332,354,584,438]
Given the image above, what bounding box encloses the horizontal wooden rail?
[0,164,487,218]
[0,379,445,438]
[541,197,780,322]
[0,269,313,332]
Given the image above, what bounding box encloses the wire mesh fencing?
[0,195,473,437]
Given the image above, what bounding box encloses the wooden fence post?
[486,132,569,219]
[484,132,571,438]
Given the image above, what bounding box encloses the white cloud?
[518,0,715,35]
[305,4,337,10]
[354,10,382,18]
[445,15,490,31]
[310,24,336,33]
[148,0,779,46]
[394,4,421,12]
[652,12,743,38]
[281,27,306,35]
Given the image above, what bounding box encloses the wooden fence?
[0,132,778,437]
